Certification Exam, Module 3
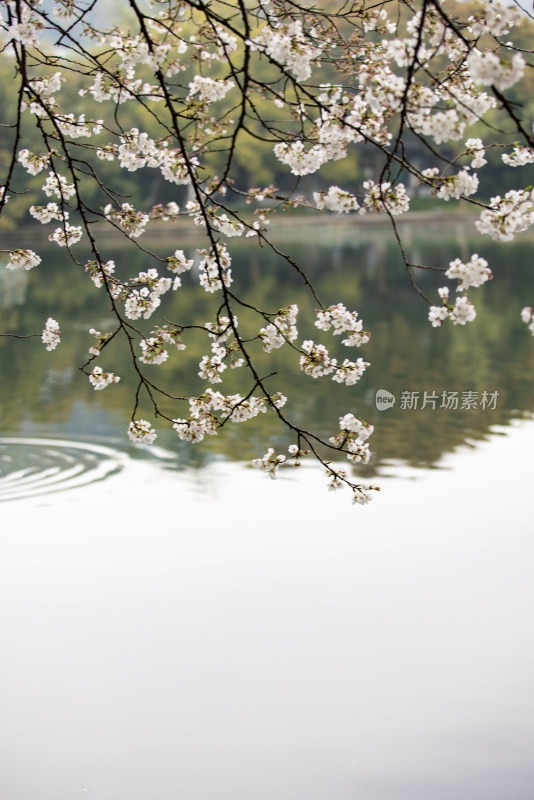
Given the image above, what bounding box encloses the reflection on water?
[1,218,533,473]
[0,437,126,502]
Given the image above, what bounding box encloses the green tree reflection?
[1,220,533,473]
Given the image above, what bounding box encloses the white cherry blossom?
[41,318,60,351]
[6,249,41,270]
[89,366,121,390]
[128,420,157,444]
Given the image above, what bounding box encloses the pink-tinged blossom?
[7,9,44,47]
[29,72,63,97]
[88,329,112,357]
[326,467,348,491]
[124,289,161,321]
[173,413,219,443]
[429,294,476,327]
[352,486,374,505]
[328,413,374,466]
[211,214,245,238]
[338,413,374,441]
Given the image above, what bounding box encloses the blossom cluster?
[197,244,232,293]
[172,390,286,443]
[467,50,525,91]
[6,249,41,271]
[315,304,370,347]
[101,127,198,187]
[428,293,477,328]
[359,181,410,216]
[124,270,173,320]
[436,170,479,202]
[252,445,301,479]
[84,259,116,289]
[467,0,523,38]
[314,186,359,214]
[49,223,83,247]
[259,305,299,352]
[18,149,52,176]
[445,254,492,292]
[475,190,534,242]
[329,413,374,467]
[249,20,323,82]
[298,340,370,386]
[42,172,76,201]
[104,203,149,238]
[88,366,121,390]
[128,420,157,444]
[188,75,234,105]
[502,147,534,168]
[273,141,327,176]
[30,203,68,224]
[41,318,60,351]
[139,338,169,365]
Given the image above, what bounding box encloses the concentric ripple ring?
[0,437,126,502]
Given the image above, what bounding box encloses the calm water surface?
[1,219,533,799]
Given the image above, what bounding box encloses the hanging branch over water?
[1,0,534,504]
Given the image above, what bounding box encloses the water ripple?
[0,437,126,501]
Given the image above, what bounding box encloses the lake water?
[1,217,533,799]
